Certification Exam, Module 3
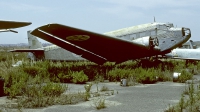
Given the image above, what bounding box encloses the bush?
[4,69,29,98]
[107,68,133,81]
[177,70,193,83]
[93,97,106,110]
[136,68,158,84]
[22,66,41,77]
[42,82,67,97]
[71,71,88,84]
[18,83,68,108]
[58,72,72,83]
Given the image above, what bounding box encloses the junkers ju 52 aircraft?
[10,31,85,61]
[0,20,31,33]
[30,22,191,65]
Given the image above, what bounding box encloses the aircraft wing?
[9,49,44,52]
[0,20,31,29]
[31,24,153,64]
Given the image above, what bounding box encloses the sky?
[0,0,199,44]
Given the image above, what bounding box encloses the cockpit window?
[165,23,174,28]
[159,25,167,29]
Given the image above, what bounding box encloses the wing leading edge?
[31,24,153,64]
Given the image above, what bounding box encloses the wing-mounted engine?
[133,36,159,49]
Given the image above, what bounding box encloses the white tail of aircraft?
[188,40,197,49]
[27,30,43,49]
[10,31,85,61]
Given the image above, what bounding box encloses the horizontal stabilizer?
[9,49,44,52]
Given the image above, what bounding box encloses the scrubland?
[0,46,199,111]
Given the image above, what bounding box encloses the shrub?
[116,60,137,69]
[42,82,67,97]
[136,68,158,84]
[100,85,109,92]
[22,66,43,77]
[84,83,92,101]
[18,83,67,108]
[155,69,172,82]
[93,97,106,110]
[71,71,88,84]
[3,68,28,98]
[58,72,72,83]
[107,68,133,81]
[177,70,193,83]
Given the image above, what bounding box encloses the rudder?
[27,30,43,49]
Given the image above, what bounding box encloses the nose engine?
[182,27,191,37]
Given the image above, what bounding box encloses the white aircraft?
[30,22,191,64]
[0,20,31,33]
[165,40,200,61]
[10,31,85,61]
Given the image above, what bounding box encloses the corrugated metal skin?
[44,47,85,61]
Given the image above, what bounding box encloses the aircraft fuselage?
[105,22,191,57]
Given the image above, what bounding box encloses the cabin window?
[136,33,140,38]
[157,30,166,35]
[145,31,150,36]
[159,25,167,29]
[116,35,123,38]
[151,31,156,36]
[167,23,174,28]
[116,36,121,38]
[140,32,145,37]
[130,33,136,40]
[123,34,130,40]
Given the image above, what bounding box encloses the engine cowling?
[133,36,159,49]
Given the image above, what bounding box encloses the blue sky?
[0,0,199,44]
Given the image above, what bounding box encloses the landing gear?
[138,58,162,68]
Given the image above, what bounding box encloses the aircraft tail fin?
[189,40,196,49]
[27,30,43,49]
